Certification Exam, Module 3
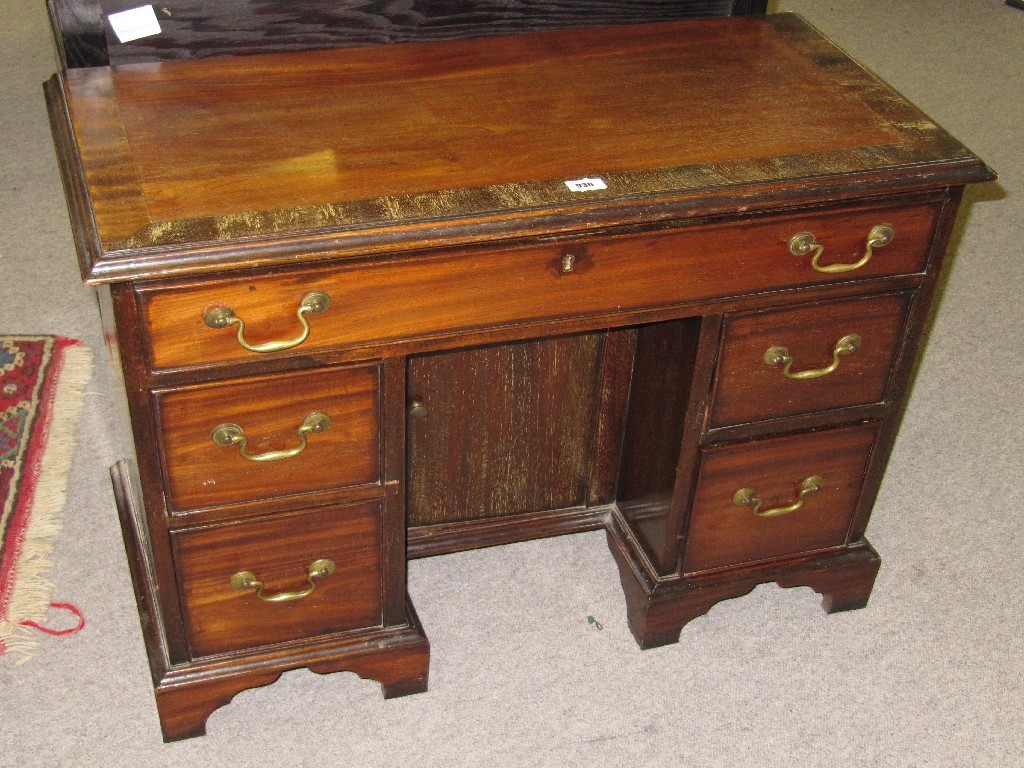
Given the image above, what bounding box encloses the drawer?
[139,202,939,370]
[172,502,384,658]
[682,425,879,574]
[709,293,913,428]
[156,364,380,513]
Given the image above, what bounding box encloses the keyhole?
[561,253,576,274]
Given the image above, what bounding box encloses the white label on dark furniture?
[108,5,163,43]
[564,177,608,192]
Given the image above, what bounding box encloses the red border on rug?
[0,337,88,656]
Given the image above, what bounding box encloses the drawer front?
[172,502,384,658]
[682,425,879,574]
[156,364,380,512]
[709,293,913,428]
[141,203,939,370]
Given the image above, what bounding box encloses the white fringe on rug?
[0,342,92,662]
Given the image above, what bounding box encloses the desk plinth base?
[111,461,430,743]
[151,613,430,742]
[605,513,881,649]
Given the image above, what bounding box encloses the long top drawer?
[139,203,939,370]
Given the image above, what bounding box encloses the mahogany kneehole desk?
[46,14,993,741]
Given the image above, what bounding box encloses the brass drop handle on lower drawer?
[789,224,894,273]
[203,291,331,353]
[764,334,861,380]
[733,475,825,518]
[230,559,336,603]
[211,411,331,462]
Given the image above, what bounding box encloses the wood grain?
[171,502,384,657]
[140,202,939,370]
[607,511,881,649]
[48,12,993,282]
[113,20,891,224]
[617,318,701,568]
[710,292,914,427]
[107,20,894,224]
[682,424,880,573]
[157,364,380,512]
[45,10,996,743]
[151,598,430,740]
[406,333,603,526]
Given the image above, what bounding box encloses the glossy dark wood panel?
[407,333,603,527]
[156,365,381,512]
[48,0,107,68]
[51,0,766,68]
[380,358,412,627]
[172,502,385,657]
[710,293,914,427]
[682,425,880,573]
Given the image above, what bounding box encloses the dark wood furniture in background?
[47,0,769,68]
[45,3,992,743]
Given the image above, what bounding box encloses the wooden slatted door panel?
[406,333,605,528]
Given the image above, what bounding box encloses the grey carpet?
[1,0,1021,765]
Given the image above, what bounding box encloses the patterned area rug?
[0,335,91,660]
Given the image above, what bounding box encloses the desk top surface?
[49,13,992,282]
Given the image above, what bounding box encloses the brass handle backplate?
[211,411,331,462]
[229,558,336,603]
[764,334,861,380]
[203,291,331,353]
[733,475,825,518]
[789,224,894,273]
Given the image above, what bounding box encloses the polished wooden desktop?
[46,12,993,741]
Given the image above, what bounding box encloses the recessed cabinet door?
[406,333,604,527]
